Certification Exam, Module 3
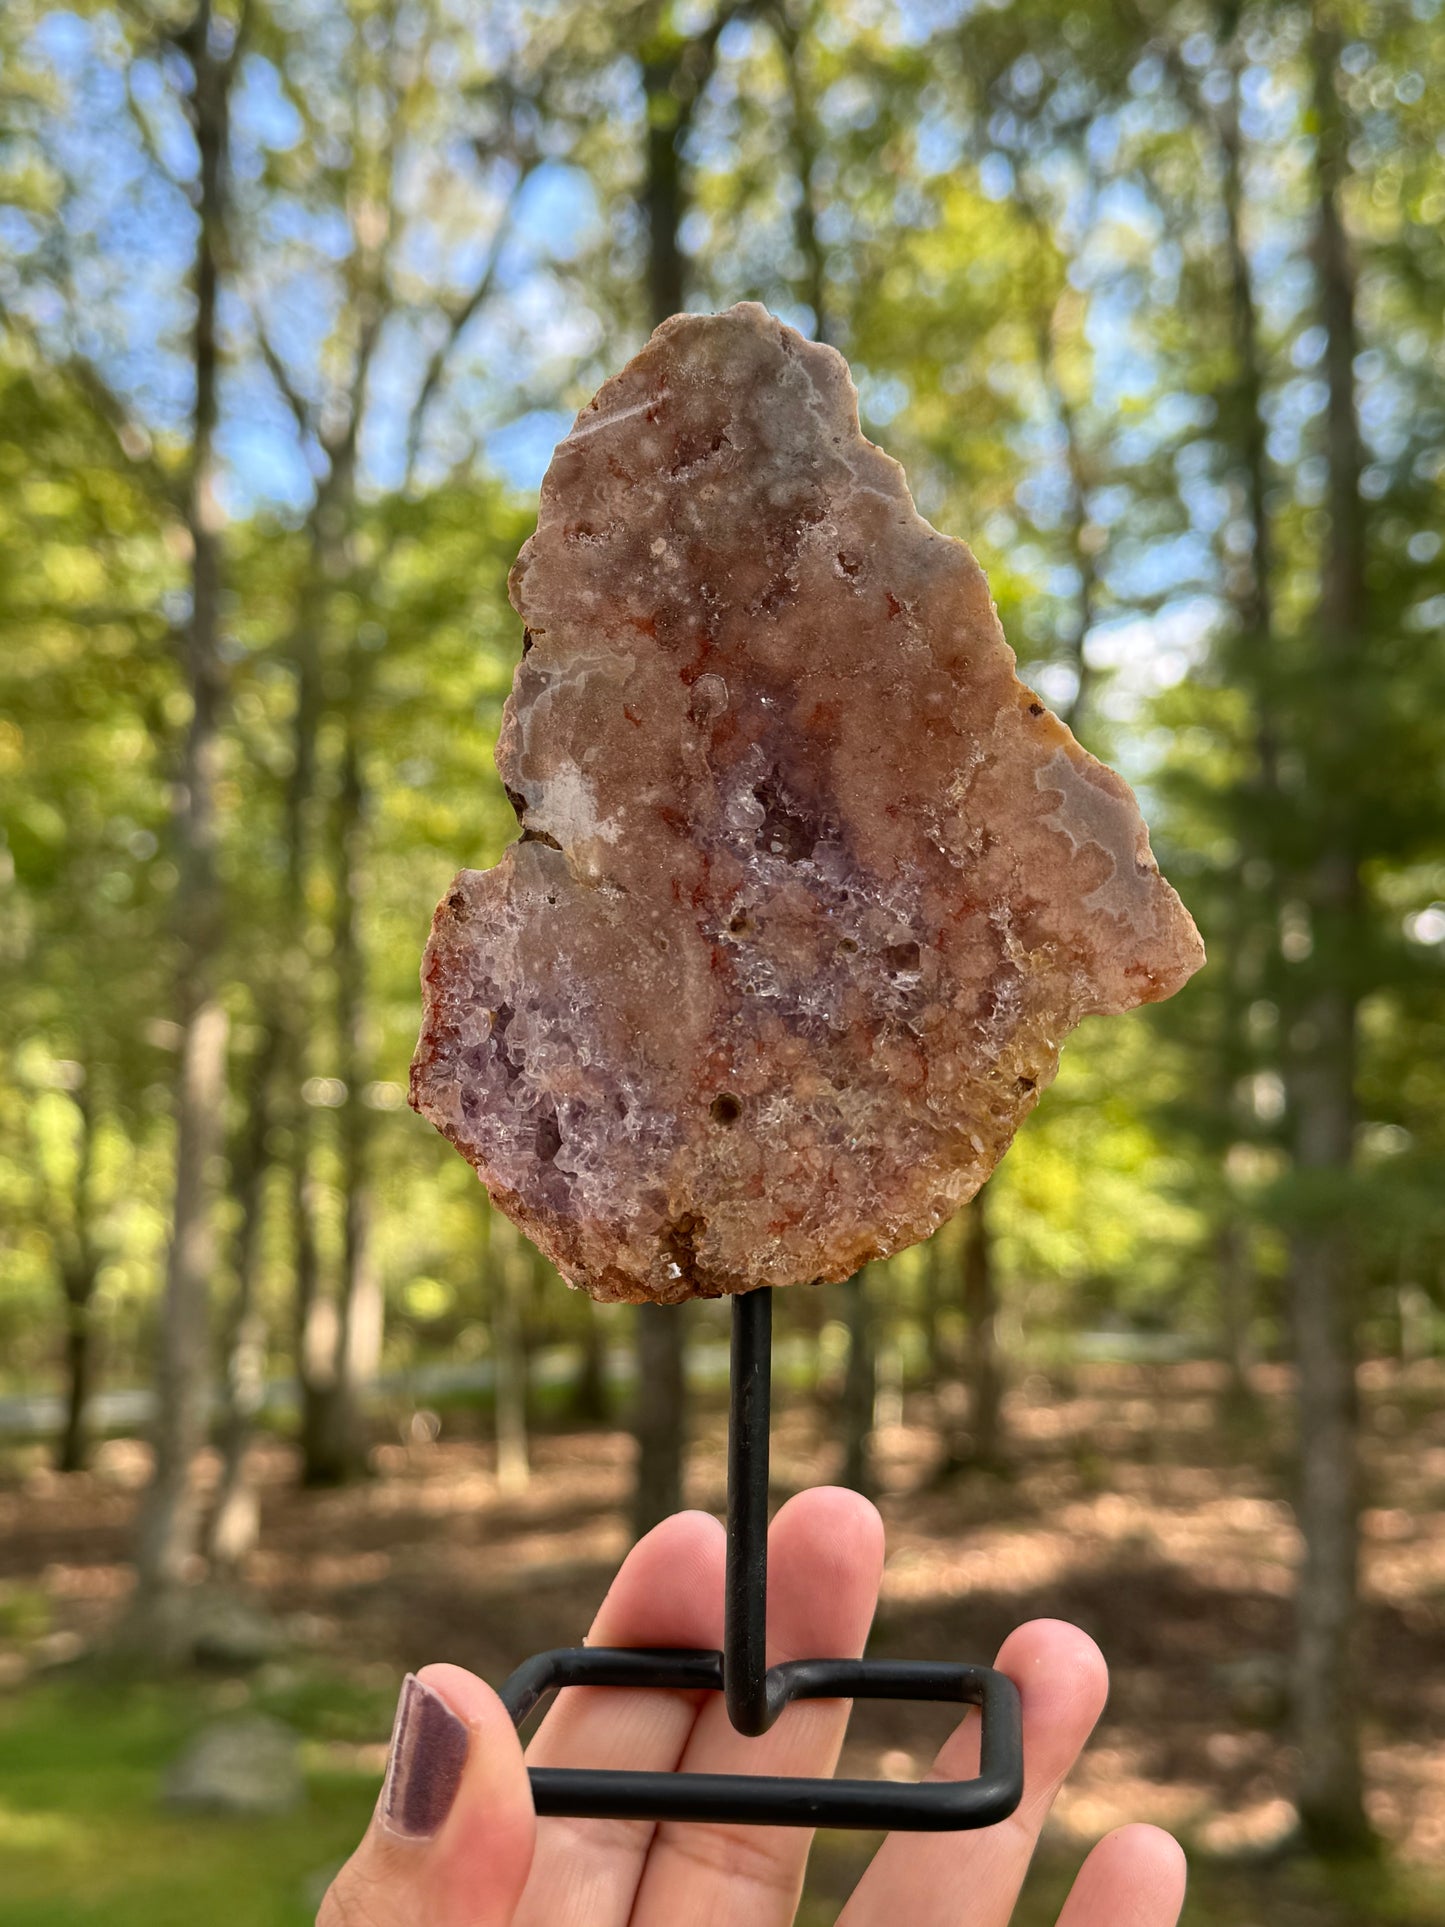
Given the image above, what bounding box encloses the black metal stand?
[499,1287,1025,1830]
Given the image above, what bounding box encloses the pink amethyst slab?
[410,303,1205,1303]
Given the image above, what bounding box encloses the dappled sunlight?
[0,1803,86,1852]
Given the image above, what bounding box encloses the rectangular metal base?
[500,1644,1023,1830]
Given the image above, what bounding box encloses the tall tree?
[131,0,246,1646]
[838,1266,876,1498]
[53,1082,99,1473]
[1281,3,1372,1853]
[571,1295,613,1423]
[264,13,397,1485]
[217,0,543,1499]
[941,1189,1005,1473]
[297,690,382,1484]
[208,1027,277,1572]
[22,1069,104,1475]
[487,1209,531,1495]
[1176,0,1279,1421]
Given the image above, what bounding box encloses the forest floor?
[1,1358,1443,1926]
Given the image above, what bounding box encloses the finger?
[515,1509,727,1927]
[1054,1825,1187,1927]
[630,1486,886,1927]
[320,1665,534,1927]
[841,1619,1109,1927]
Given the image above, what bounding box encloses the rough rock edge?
[409,304,1205,1302]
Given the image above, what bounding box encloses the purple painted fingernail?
[380,1674,470,1838]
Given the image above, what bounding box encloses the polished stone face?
[410,304,1205,1303]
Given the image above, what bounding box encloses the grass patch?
[0,1671,380,1927]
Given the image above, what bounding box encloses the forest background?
[1,0,1443,1921]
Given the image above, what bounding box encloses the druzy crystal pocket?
[410,304,1204,1303]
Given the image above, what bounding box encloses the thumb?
[320,1664,536,1927]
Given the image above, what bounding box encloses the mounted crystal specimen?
[410,304,1204,1303]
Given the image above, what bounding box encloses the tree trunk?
[642,45,687,328]
[58,1267,98,1475]
[776,2,830,342]
[1288,1138,1366,1850]
[631,1300,686,1536]
[1046,334,1100,741]
[1012,177,1099,743]
[492,1227,530,1498]
[56,1082,99,1475]
[130,0,238,1646]
[839,1268,875,1498]
[297,706,376,1486]
[1189,11,1276,1439]
[1283,8,1371,1856]
[920,1226,944,1376]
[133,1001,230,1627]
[1217,14,1277,711]
[297,1327,354,1483]
[572,1297,611,1423]
[276,548,328,1477]
[959,1188,1005,1469]
[293,1135,343,1484]
[209,1304,267,1572]
[273,377,362,1487]
[208,1030,276,1572]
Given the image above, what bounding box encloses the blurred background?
[1,0,1443,1921]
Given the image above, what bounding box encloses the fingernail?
[381,1673,470,1838]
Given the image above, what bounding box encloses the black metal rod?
[724,1286,772,1735]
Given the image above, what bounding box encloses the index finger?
[514,1509,726,1927]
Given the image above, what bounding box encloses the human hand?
[319,1489,1186,1926]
